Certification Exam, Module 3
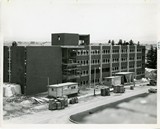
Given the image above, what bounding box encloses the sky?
[1,0,159,44]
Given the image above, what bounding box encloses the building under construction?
[3,33,145,95]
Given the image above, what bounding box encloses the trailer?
[115,72,134,85]
[48,82,78,98]
[103,76,121,88]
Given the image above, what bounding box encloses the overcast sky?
[1,0,159,44]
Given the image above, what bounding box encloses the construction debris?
[3,83,21,97]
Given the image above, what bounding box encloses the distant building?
[3,33,145,95]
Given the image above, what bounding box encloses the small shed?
[103,76,121,88]
[115,72,134,84]
[48,82,78,98]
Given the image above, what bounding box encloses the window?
[130,49,135,52]
[129,57,134,60]
[122,49,127,53]
[91,69,94,74]
[86,60,88,64]
[137,63,142,67]
[71,86,76,89]
[81,50,83,55]
[58,36,61,41]
[129,64,134,68]
[137,56,142,60]
[112,67,119,71]
[95,50,97,54]
[83,50,86,55]
[137,48,141,52]
[102,68,110,72]
[86,50,88,55]
[95,50,99,54]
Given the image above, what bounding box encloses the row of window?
[121,57,127,62]
[137,48,142,52]
[112,58,119,62]
[77,48,142,56]
[102,67,110,72]
[103,58,110,63]
[80,66,143,74]
[91,50,100,55]
[129,57,135,60]
[137,64,142,67]
[91,59,100,65]
[81,70,89,76]
[80,80,89,85]
[112,67,119,71]
[77,50,89,56]
[77,60,88,66]
[77,58,142,65]
[121,49,127,53]
[121,66,127,70]
[91,78,100,83]
[91,68,100,74]
[112,49,119,53]
[137,56,142,60]
[103,49,110,54]
[77,49,142,56]
[137,71,142,75]
[129,64,135,68]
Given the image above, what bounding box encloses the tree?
[118,39,123,45]
[12,41,17,46]
[129,39,134,45]
[123,40,126,45]
[108,40,111,44]
[111,40,115,45]
[137,41,140,46]
[146,45,157,69]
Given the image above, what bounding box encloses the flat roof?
[115,72,134,75]
[104,76,121,79]
[48,82,78,88]
[61,46,85,49]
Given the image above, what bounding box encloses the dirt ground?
[3,86,100,120]
[3,79,153,120]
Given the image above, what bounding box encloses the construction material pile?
[49,96,69,110]
[145,68,157,80]
[3,83,21,97]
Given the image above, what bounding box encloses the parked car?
[148,88,157,93]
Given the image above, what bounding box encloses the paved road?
[3,86,152,124]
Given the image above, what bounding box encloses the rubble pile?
[3,83,22,97]
[145,68,157,80]
[3,94,50,119]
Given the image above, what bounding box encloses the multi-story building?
[3,33,145,95]
[51,33,145,86]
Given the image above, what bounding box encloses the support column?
[110,45,112,76]
[8,46,11,82]
[127,45,130,72]
[134,45,137,79]
[89,45,92,86]
[119,45,121,72]
[100,44,103,84]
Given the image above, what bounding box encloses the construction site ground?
[3,80,157,124]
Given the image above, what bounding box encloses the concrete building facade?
[3,33,145,95]
[51,33,145,87]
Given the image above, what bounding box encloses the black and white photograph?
[0,0,159,127]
